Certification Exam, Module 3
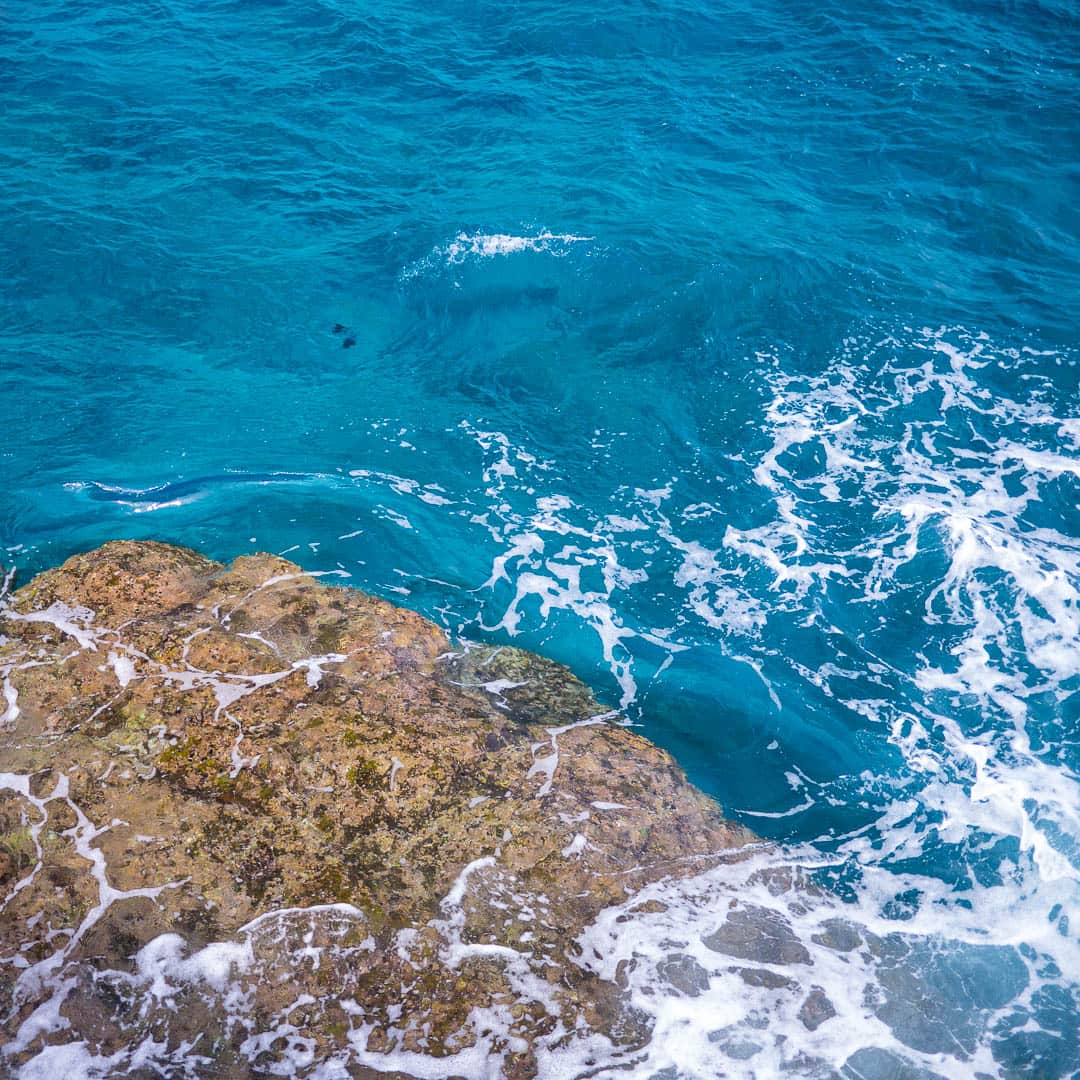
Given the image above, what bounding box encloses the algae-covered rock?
[0,541,755,1076]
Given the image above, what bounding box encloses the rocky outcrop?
[0,542,756,1076]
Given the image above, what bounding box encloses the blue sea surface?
[2,0,1079,1075]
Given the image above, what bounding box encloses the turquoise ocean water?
[2,0,1078,1075]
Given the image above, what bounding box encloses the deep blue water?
[2,0,1079,1075]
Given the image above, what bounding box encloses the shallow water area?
[2,0,1079,1075]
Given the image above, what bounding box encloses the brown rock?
[0,541,756,1075]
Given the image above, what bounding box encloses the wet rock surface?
[798,987,837,1032]
[0,542,756,1076]
[702,903,812,966]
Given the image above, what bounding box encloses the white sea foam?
[442,231,593,262]
[420,328,1078,1072]
[729,331,1080,883]
[1,676,19,727]
[564,841,1079,1078]
[13,822,1072,1078]
[399,229,593,281]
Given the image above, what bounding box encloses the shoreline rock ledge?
[0,541,755,1077]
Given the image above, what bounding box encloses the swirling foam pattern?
[1,0,1078,1075]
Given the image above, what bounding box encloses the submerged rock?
[0,541,756,1076]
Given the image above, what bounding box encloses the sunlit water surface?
[2,0,1078,1075]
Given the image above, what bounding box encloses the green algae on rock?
[0,541,756,1076]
